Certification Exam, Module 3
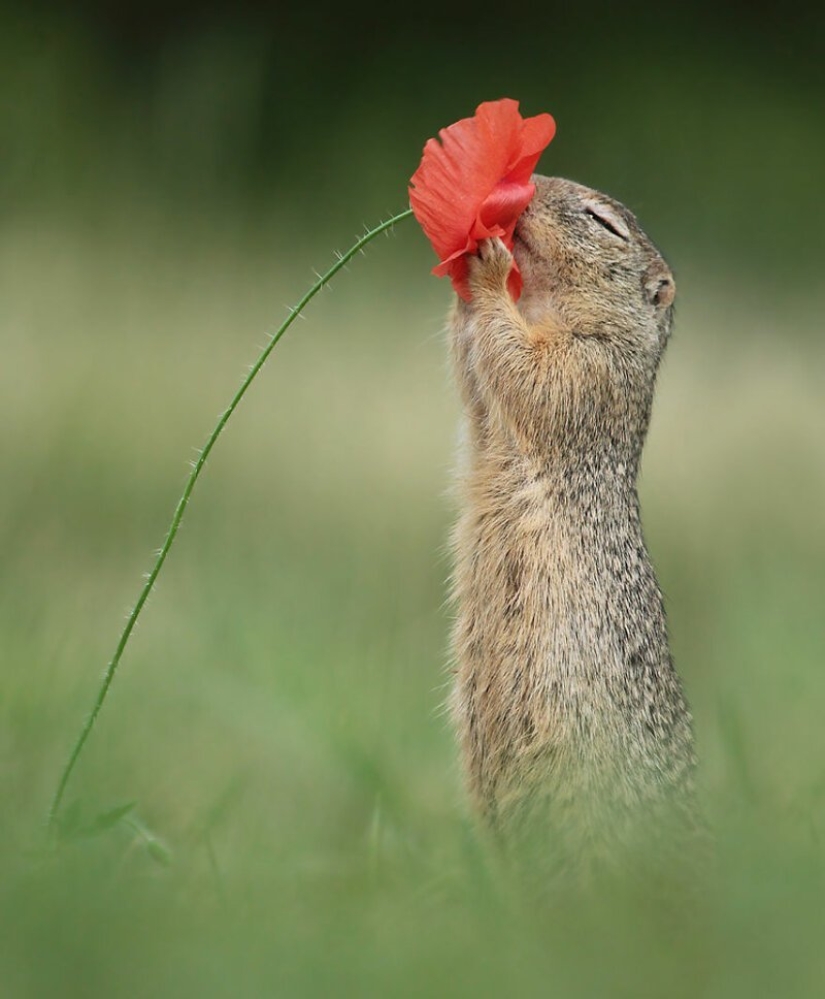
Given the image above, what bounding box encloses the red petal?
[409,109,515,261]
[438,256,472,302]
[506,114,557,185]
[409,98,556,300]
[475,180,536,241]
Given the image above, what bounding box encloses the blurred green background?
[1,1,824,996]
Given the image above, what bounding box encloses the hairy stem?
[47,207,415,834]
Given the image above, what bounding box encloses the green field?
[2,202,823,996]
[2,6,824,995]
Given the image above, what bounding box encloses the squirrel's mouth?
[513,214,541,255]
[512,225,531,260]
[512,224,537,277]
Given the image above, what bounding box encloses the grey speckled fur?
[448,176,699,877]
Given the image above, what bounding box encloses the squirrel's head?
[514,176,675,364]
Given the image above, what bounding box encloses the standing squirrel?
[448,175,698,876]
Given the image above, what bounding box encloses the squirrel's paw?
[467,237,513,300]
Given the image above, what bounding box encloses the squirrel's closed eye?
[583,203,629,242]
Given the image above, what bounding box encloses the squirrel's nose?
[645,270,676,308]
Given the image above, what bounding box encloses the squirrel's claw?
[468,237,513,299]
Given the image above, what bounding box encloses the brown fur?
[448,175,698,877]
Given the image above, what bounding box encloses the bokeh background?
[2,1,824,995]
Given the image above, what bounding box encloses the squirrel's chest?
[449,468,641,732]
[452,483,606,651]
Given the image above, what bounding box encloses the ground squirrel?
[448,175,698,877]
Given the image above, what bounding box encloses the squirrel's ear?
[644,268,676,309]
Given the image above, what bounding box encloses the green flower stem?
[47,207,415,835]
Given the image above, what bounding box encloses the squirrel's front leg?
[463,239,566,442]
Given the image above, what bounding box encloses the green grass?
[1,208,824,997]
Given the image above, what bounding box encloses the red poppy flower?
[409,99,556,302]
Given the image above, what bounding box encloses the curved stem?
[47,207,415,834]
